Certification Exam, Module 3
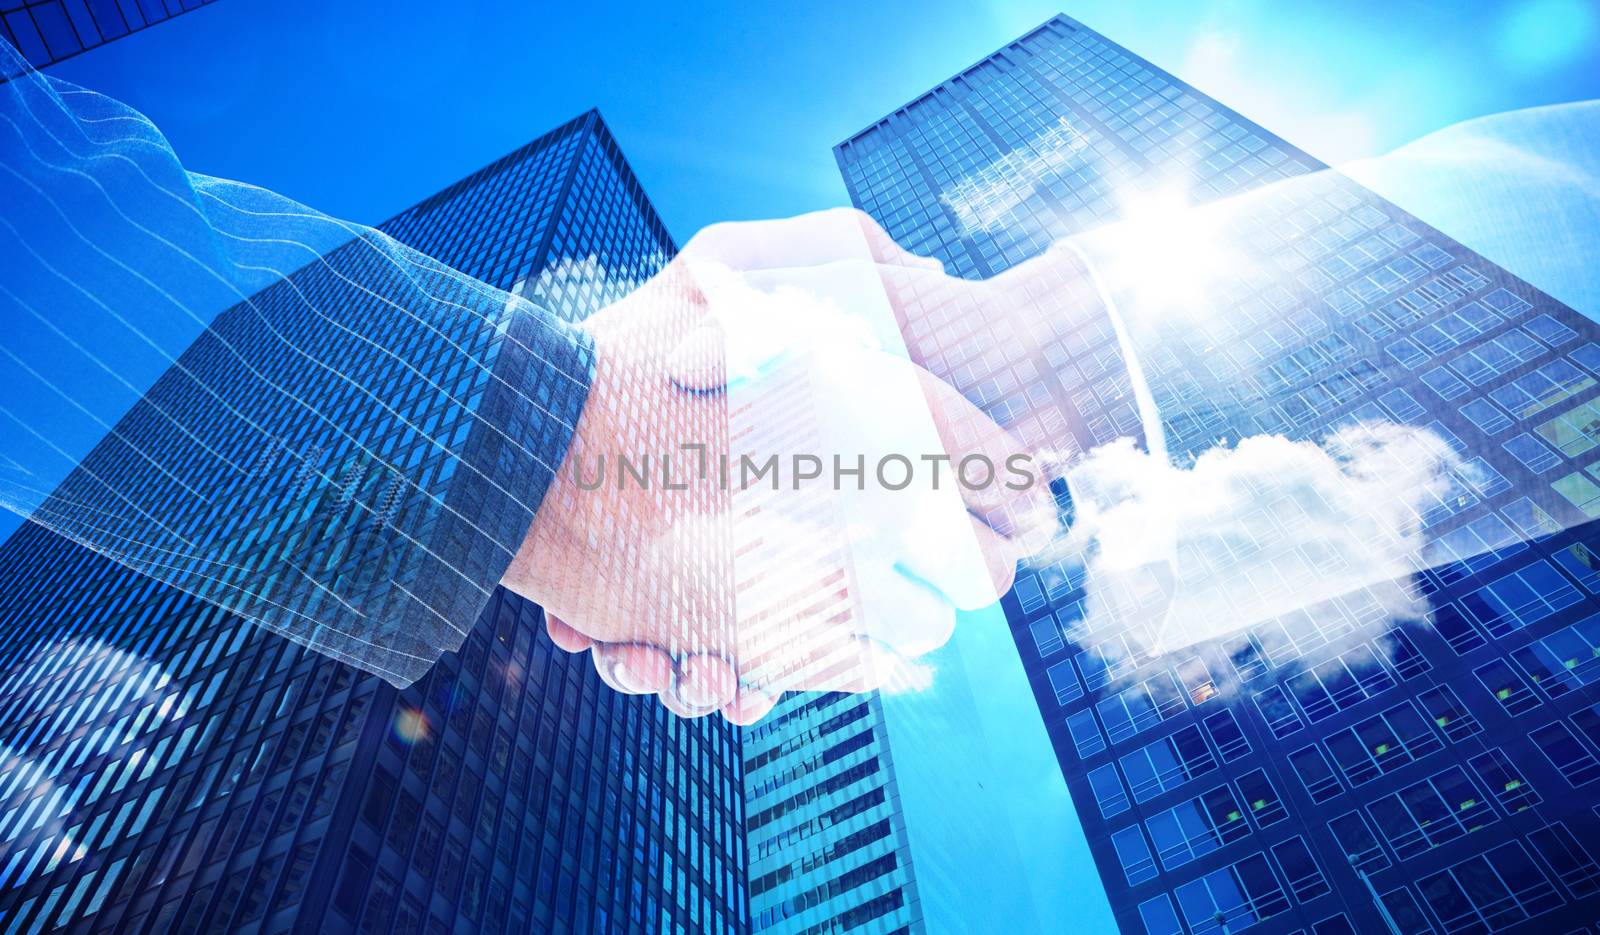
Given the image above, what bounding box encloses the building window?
[1175,656,1218,705]
[1510,612,1600,698]
[1323,702,1442,786]
[1235,768,1285,827]
[1111,824,1159,886]
[1473,659,1540,716]
[1087,763,1131,819]
[1252,685,1303,740]
[1416,684,1480,742]
[1172,852,1288,935]
[1365,765,1495,861]
[1119,724,1217,804]
[1431,603,1486,655]
[1416,841,1563,932]
[1460,560,1583,639]
[1269,835,1328,904]
[1327,810,1388,874]
[1096,672,1186,746]
[1144,784,1250,871]
[1377,886,1433,935]
[1287,743,1343,804]
[1466,748,1539,814]
[1384,627,1431,679]
[1066,709,1105,760]
[1526,822,1600,898]
[1137,893,1183,935]
[1529,720,1600,786]
[1284,645,1394,723]
[1201,708,1251,763]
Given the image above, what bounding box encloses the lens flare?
[393,707,430,744]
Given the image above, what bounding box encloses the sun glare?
[1106,185,1237,311]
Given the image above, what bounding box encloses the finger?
[852,217,945,272]
[592,643,677,695]
[733,616,885,696]
[978,492,1063,558]
[658,691,713,719]
[888,512,1025,615]
[969,513,1023,598]
[545,612,594,652]
[856,559,960,655]
[722,688,780,726]
[665,320,727,392]
[914,365,1055,538]
[584,258,713,352]
[673,653,739,714]
[892,497,1004,612]
[766,637,887,695]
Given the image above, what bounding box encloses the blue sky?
[9,4,1600,578]
[12,1,1597,542]
[45,0,1600,245]
[7,0,1600,914]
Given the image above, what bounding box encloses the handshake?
[500,209,1066,724]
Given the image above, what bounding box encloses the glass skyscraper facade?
[743,692,925,935]
[732,302,926,931]
[838,14,1600,935]
[1,0,217,71]
[0,110,748,934]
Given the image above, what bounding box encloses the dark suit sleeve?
[0,42,592,686]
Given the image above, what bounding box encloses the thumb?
[665,321,727,393]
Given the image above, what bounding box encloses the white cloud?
[1035,423,1460,669]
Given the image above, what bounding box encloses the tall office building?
[839,14,1600,934]
[731,298,927,932]
[742,691,925,935]
[0,110,748,933]
[1,0,218,72]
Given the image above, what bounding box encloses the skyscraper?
[0,110,749,934]
[743,691,926,935]
[729,271,927,933]
[838,14,1600,934]
[1,0,219,72]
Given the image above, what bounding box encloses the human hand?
[500,209,1057,722]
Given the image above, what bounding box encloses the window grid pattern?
[741,690,926,935]
[0,0,217,72]
[838,13,1600,935]
[0,112,747,935]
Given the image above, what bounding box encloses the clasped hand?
[501,209,1056,723]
